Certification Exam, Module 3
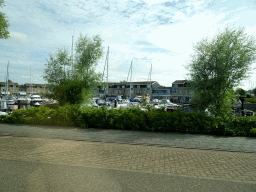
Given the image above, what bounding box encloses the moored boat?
[30,94,43,106]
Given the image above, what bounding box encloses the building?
[170,80,194,104]
[0,82,19,96]
[152,86,172,100]
[24,83,47,95]
[93,81,161,99]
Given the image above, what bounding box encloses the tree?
[186,27,256,117]
[252,88,256,95]
[43,34,104,105]
[0,0,10,39]
[75,34,103,78]
[235,88,246,96]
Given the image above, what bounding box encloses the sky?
[1,0,256,90]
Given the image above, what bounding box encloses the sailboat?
[0,62,15,111]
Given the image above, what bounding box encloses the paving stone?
[1,136,256,183]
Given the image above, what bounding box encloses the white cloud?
[146,10,227,54]
[173,11,187,21]
[142,0,178,5]
[9,32,29,44]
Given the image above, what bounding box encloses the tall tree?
[43,34,104,105]
[186,27,256,117]
[252,88,256,95]
[0,0,9,39]
[75,34,103,78]
[235,88,246,96]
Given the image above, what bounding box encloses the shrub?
[249,128,256,137]
[2,103,256,137]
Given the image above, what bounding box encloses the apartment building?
[0,82,19,96]
[24,83,47,95]
[93,81,161,99]
[171,80,194,104]
[152,86,172,100]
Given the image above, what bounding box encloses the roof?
[107,81,157,85]
[172,80,187,84]
[24,83,46,86]
[0,82,19,85]
[154,86,172,89]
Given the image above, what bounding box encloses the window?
[117,85,120,88]
[170,90,172,94]
[185,91,187,95]
[179,91,182,95]
[185,97,189,102]
[173,84,178,93]
[133,85,137,88]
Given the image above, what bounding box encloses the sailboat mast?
[30,67,32,95]
[72,36,74,74]
[107,46,109,94]
[150,63,152,100]
[5,62,9,98]
[130,61,132,99]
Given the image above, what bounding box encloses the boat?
[30,94,43,106]
[16,97,30,105]
[0,99,15,111]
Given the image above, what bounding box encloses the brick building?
[170,80,194,104]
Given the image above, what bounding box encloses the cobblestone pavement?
[0,124,256,153]
[1,135,256,183]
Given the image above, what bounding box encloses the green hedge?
[244,98,256,103]
[1,105,256,137]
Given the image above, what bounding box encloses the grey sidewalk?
[1,124,256,191]
[0,124,255,153]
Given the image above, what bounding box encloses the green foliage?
[235,88,246,96]
[75,34,103,77]
[252,88,256,95]
[208,89,237,118]
[0,0,9,39]
[0,105,77,127]
[1,105,256,137]
[244,98,256,103]
[43,34,104,106]
[186,26,256,117]
[249,128,256,137]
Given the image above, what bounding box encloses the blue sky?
[1,0,256,90]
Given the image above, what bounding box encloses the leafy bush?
[249,128,256,136]
[1,103,256,137]
[244,98,256,103]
